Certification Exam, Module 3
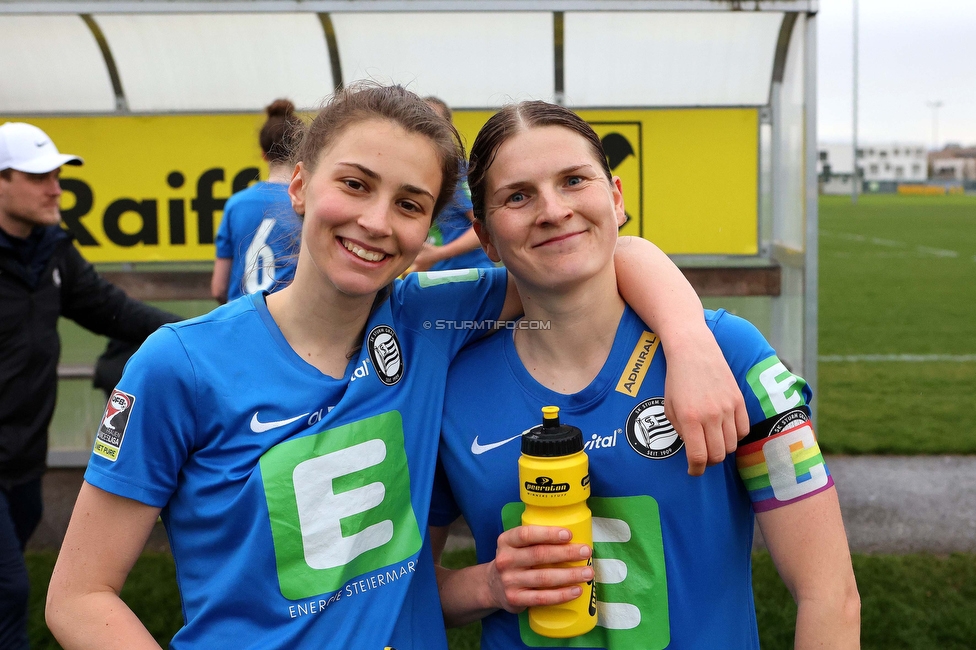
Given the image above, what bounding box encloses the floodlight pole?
[852,0,859,204]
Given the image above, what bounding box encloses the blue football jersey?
[432,307,820,650]
[85,268,507,649]
[426,177,494,272]
[215,182,300,301]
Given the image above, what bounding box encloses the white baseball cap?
[0,122,83,174]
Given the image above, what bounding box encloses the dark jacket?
[0,225,178,488]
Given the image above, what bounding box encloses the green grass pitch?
[817,194,976,454]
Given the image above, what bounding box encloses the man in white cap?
[0,123,83,238]
[0,123,177,649]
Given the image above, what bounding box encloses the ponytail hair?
[260,98,302,164]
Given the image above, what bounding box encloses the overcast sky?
[818,0,976,147]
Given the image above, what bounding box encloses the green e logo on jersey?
[502,496,671,649]
[260,411,422,600]
[746,355,808,418]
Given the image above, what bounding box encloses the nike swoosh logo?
[250,411,309,433]
[35,141,46,147]
[470,427,533,455]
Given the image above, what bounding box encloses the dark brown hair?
[423,96,452,122]
[467,101,612,223]
[293,83,464,218]
[0,169,11,180]
[260,99,302,164]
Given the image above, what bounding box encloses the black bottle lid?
[521,406,584,457]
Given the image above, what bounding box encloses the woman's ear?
[611,176,626,228]
[473,220,502,263]
[288,162,307,216]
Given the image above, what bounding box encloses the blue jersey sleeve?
[708,310,812,426]
[392,267,508,361]
[709,311,831,513]
[215,196,237,259]
[84,326,197,507]
[429,458,462,527]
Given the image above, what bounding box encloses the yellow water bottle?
[519,406,597,638]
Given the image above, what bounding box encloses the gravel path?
[824,455,976,554]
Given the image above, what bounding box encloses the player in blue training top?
[212,99,302,304]
[45,86,747,650]
[430,102,861,649]
[409,97,494,273]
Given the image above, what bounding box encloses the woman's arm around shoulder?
[46,482,164,650]
[613,236,750,475]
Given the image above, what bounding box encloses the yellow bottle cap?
[542,405,560,426]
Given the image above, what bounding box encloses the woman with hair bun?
[212,98,303,303]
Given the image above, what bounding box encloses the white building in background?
[929,145,976,182]
[857,143,927,183]
[817,143,855,194]
[818,142,928,194]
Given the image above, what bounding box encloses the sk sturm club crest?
[625,397,684,459]
[367,325,403,386]
[93,389,135,461]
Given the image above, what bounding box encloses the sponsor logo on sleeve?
[367,325,403,386]
[93,389,135,461]
[746,355,808,418]
[624,398,683,460]
[615,331,659,397]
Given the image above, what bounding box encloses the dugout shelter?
[0,0,820,464]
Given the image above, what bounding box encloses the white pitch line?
[823,230,964,259]
[820,354,976,363]
[869,237,906,248]
[916,246,959,258]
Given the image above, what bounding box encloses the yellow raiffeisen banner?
[13,108,756,263]
[456,108,759,256]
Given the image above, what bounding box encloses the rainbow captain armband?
[736,409,833,513]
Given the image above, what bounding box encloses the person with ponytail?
[212,99,303,303]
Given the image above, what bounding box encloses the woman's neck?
[513,268,626,395]
[267,163,292,184]
[265,262,378,379]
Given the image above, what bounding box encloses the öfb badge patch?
[93,389,135,461]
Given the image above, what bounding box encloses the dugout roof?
[0,1,816,113]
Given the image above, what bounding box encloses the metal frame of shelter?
[1,0,820,460]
